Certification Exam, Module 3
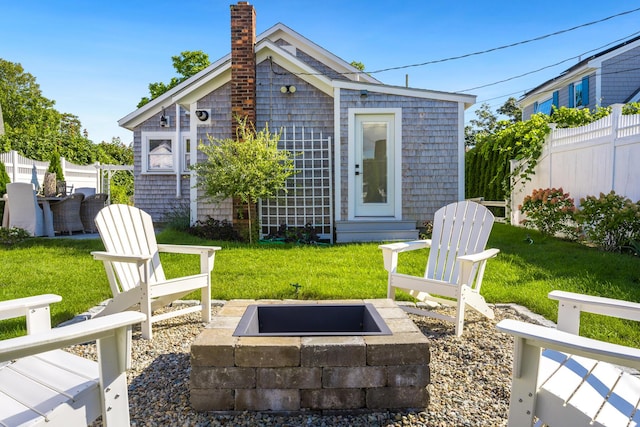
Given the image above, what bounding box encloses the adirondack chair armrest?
[157,244,222,255]
[379,240,431,272]
[0,294,62,334]
[549,290,640,334]
[496,318,640,375]
[91,251,153,263]
[457,248,500,264]
[157,244,222,274]
[0,311,146,363]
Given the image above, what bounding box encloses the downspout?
[189,102,198,225]
[333,87,341,223]
[458,102,465,201]
[175,103,181,198]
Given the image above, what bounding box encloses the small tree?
[47,149,64,181]
[193,117,297,243]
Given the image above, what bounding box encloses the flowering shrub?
[519,188,579,239]
[575,191,640,252]
[0,227,31,247]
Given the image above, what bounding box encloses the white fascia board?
[333,80,476,108]
[256,39,334,96]
[118,55,231,130]
[259,23,381,84]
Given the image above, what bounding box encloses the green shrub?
[519,188,579,239]
[263,223,321,245]
[188,217,241,241]
[576,191,640,252]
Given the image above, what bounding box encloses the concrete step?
[335,220,419,243]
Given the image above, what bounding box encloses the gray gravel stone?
[66,303,536,426]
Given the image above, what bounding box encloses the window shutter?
[568,84,575,108]
[552,91,559,108]
[533,101,539,113]
[582,77,590,105]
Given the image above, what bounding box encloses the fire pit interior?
[233,303,392,336]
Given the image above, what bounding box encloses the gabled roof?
[521,34,640,100]
[119,23,475,130]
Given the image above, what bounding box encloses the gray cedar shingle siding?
[133,108,192,222]
[256,60,334,131]
[338,90,459,222]
[602,45,640,104]
[274,38,350,82]
[195,84,234,222]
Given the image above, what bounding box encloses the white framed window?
[182,135,192,173]
[142,132,175,174]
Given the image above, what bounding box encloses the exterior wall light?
[159,109,169,127]
[280,85,296,94]
[195,110,210,121]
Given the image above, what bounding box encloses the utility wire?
[365,7,640,75]
[457,31,640,93]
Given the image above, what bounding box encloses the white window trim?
[141,131,177,174]
[181,134,192,174]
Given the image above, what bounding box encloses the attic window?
[142,132,176,173]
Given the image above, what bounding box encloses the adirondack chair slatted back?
[95,204,166,294]
[425,201,494,288]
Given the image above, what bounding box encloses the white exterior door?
[352,113,399,217]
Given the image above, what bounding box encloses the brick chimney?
[230,1,256,136]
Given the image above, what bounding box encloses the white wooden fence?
[511,104,640,224]
[1,150,101,192]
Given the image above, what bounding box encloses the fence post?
[610,104,623,193]
[11,150,18,183]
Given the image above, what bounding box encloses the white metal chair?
[92,204,221,339]
[0,294,145,426]
[379,201,499,336]
[497,291,640,427]
[4,182,50,236]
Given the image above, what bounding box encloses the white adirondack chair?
[92,204,221,339]
[0,294,145,426]
[379,201,499,336]
[497,290,640,427]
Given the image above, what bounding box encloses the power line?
[365,7,640,75]
[457,31,640,93]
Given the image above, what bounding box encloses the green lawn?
[1,223,639,345]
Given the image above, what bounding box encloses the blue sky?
[2,1,639,144]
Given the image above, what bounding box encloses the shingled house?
[118,2,475,242]
[520,34,640,119]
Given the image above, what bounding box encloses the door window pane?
[362,122,387,204]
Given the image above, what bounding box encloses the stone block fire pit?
[190,299,430,412]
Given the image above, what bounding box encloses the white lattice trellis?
[260,127,333,242]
